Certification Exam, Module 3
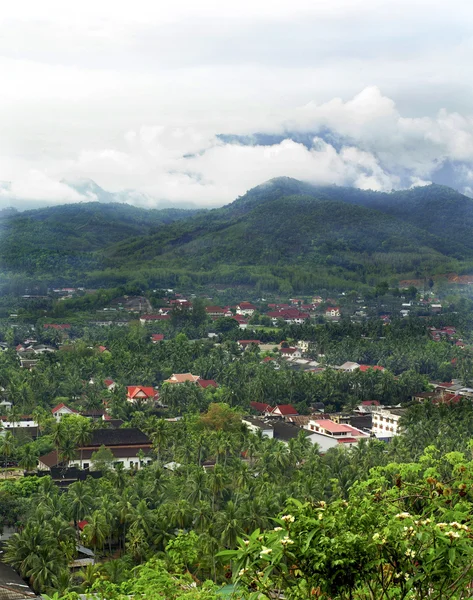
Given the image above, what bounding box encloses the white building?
[305,418,369,451]
[371,408,407,439]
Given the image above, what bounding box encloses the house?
[236,302,256,316]
[270,404,299,417]
[339,361,361,372]
[279,347,302,358]
[358,365,385,372]
[238,340,261,350]
[205,306,226,318]
[140,314,170,325]
[266,309,309,325]
[197,379,218,389]
[250,401,273,414]
[19,358,39,369]
[325,307,341,318]
[0,415,38,432]
[126,386,159,403]
[38,427,153,471]
[306,418,369,449]
[357,400,380,413]
[242,417,274,438]
[163,373,201,385]
[0,561,36,599]
[151,334,165,343]
[104,379,116,391]
[371,407,407,439]
[52,402,79,422]
[231,315,249,329]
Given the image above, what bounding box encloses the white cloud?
[2,1,473,207]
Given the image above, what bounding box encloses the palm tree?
[76,418,92,470]
[5,523,66,593]
[18,443,39,472]
[83,511,111,557]
[68,481,94,528]
[0,430,15,477]
[151,418,168,462]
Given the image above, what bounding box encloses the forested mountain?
[0,202,200,275]
[2,179,473,290]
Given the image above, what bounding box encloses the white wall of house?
[372,409,403,438]
[68,456,153,470]
[242,418,274,438]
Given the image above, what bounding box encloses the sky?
[2,0,473,208]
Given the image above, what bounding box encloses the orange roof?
[126,386,158,399]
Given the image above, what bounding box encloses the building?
[270,404,299,418]
[242,417,274,438]
[236,302,256,316]
[238,340,261,350]
[0,561,36,599]
[38,428,152,471]
[163,373,201,385]
[371,407,407,439]
[325,307,341,318]
[126,386,159,403]
[51,402,79,422]
[338,361,361,372]
[306,418,369,450]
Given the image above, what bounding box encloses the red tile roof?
[197,379,218,389]
[358,365,385,372]
[51,403,79,415]
[126,386,158,399]
[44,323,71,329]
[250,401,273,413]
[271,404,299,416]
[238,340,261,345]
[361,400,380,406]
[151,334,165,342]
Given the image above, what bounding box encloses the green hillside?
[0,202,200,275]
[2,180,473,291]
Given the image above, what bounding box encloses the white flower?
[436,523,448,529]
[281,536,294,546]
[450,522,461,529]
[405,573,410,581]
[281,514,295,523]
[372,533,380,541]
[260,547,273,556]
[243,540,250,546]
[405,549,416,558]
[446,531,461,539]
[395,512,411,520]
[257,571,265,578]
[318,513,323,520]
[273,527,283,532]
[238,568,247,577]
[461,524,469,531]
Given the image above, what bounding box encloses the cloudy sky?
[2,0,473,208]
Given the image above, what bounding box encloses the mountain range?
[2,178,473,292]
